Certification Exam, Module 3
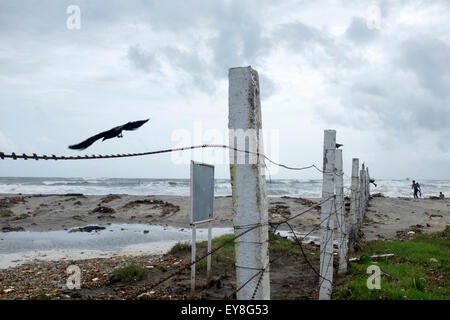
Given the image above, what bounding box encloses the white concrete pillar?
[228,66,270,300]
[349,158,359,249]
[319,129,336,300]
[366,167,370,200]
[335,149,347,274]
[359,163,366,224]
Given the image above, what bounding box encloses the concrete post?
[335,149,347,274]
[366,167,370,200]
[228,66,270,300]
[319,129,336,300]
[349,158,359,249]
[359,163,366,224]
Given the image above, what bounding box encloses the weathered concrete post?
[319,129,336,300]
[228,66,270,300]
[366,167,370,200]
[359,163,366,224]
[349,158,359,249]
[335,149,347,274]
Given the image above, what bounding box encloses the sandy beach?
[0,194,329,233]
[1,193,448,237]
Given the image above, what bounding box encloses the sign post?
[190,160,215,297]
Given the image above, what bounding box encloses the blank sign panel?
[190,161,214,224]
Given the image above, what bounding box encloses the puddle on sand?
[0,224,233,269]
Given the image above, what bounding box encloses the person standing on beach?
[411,180,421,198]
[412,180,417,198]
[416,181,422,198]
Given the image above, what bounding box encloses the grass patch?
[29,292,53,300]
[1,226,25,232]
[336,229,450,300]
[0,209,13,217]
[109,265,149,284]
[11,213,30,221]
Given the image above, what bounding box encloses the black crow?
[336,143,344,148]
[68,119,149,150]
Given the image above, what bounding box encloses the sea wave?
[0,177,449,198]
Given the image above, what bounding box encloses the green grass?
[30,293,53,300]
[336,230,450,300]
[109,265,149,284]
[0,209,13,217]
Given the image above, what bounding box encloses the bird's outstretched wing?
[68,131,108,150]
[122,119,150,131]
[68,119,150,150]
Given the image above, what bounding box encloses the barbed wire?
[0,144,344,175]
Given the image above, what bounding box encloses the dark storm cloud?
[399,37,450,98]
[122,1,275,94]
[273,21,358,68]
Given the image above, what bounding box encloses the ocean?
[0,177,449,198]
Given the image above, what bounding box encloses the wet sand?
[0,193,448,239]
[0,194,322,233]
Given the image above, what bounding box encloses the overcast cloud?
[0,0,449,179]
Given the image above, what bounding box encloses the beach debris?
[11,213,31,221]
[74,201,82,206]
[69,226,106,233]
[349,253,395,262]
[429,258,438,263]
[372,193,385,198]
[122,199,180,216]
[0,209,13,217]
[91,206,115,214]
[161,203,180,215]
[269,204,291,217]
[64,193,86,197]
[137,291,155,299]
[294,197,317,207]
[100,194,121,204]
[429,214,443,218]
[0,196,25,209]
[1,226,25,232]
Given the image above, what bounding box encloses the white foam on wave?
[1,177,449,198]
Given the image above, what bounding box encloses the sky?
[0,0,449,180]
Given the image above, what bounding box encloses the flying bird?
[336,143,344,148]
[68,119,150,150]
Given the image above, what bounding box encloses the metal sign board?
[190,161,214,224]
